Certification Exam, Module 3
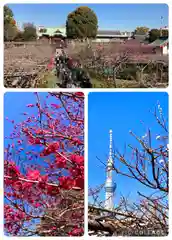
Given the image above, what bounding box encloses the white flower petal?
[159,159,164,164]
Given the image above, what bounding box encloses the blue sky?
[88,92,168,205]
[7,3,168,31]
[4,92,48,139]
[4,92,51,171]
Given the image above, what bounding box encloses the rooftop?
[150,37,168,47]
[37,27,66,37]
[97,30,132,37]
[37,27,133,38]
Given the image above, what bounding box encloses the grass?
[87,68,140,88]
[37,68,141,88]
[37,69,60,88]
[91,77,140,88]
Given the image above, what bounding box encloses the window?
[39,28,47,33]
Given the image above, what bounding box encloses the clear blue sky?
[4,92,52,172]
[4,92,48,139]
[7,3,168,31]
[88,92,168,205]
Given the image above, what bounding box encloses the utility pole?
[160,16,164,37]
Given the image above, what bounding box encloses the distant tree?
[4,5,14,25]
[66,6,98,39]
[4,23,18,41]
[161,29,168,37]
[14,31,25,42]
[4,5,18,41]
[135,26,149,35]
[149,29,161,43]
[22,23,37,41]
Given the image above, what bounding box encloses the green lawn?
[91,77,140,88]
[37,69,140,88]
[38,70,60,88]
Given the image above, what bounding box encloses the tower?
[104,129,116,210]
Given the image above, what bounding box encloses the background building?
[37,26,132,42]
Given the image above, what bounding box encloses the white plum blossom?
[159,159,165,164]
[156,135,161,140]
[142,133,147,139]
[157,103,163,115]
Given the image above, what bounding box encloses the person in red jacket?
[66,57,74,69]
